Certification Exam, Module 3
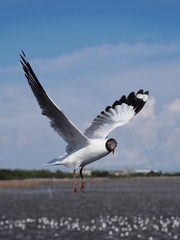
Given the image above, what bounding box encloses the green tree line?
[0,169,109,180]
[0,169,180,180]
[0,169,72,180]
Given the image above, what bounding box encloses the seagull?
[20,51,149,193]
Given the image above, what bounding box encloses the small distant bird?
[20,51,149,193]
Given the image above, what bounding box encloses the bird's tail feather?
[44,155,66,166]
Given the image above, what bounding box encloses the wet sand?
[0,177,180,239]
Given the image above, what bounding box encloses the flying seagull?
[20,51,149,193]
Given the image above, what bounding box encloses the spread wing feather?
[20,52,88,153]
[84,90,149,139]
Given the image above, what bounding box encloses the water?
[0,177,180,240]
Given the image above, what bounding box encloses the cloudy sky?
[1,0,180,172]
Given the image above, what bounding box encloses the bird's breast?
[75,139,110,167]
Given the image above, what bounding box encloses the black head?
[105,138,117,153]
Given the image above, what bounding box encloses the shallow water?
[0,177,180,240]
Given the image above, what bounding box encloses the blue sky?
[1,0,180,172]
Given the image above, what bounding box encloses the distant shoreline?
[1,176,180,189]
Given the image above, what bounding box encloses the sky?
[0,0,180,172]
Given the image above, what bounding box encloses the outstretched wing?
[20,52,88,153]
[84,90,149,139]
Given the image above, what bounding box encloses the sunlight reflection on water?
[0,215,180,239]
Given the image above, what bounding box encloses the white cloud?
[27,43,180,74]
[168,99,180,112]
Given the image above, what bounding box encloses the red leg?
[80,167,85,193]
[73,169,78,193]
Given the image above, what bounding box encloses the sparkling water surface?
[0,177,180,240]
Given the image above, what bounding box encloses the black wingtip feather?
[103,89,149,116]
[134,90,149,114]
[21,50,26,57]
[20,51,47,100]
[137,89,143,94]
[105,106,111,112]
[112,100,119,108]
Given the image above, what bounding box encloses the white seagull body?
[20,52,149,192]
[49,139,110,168]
